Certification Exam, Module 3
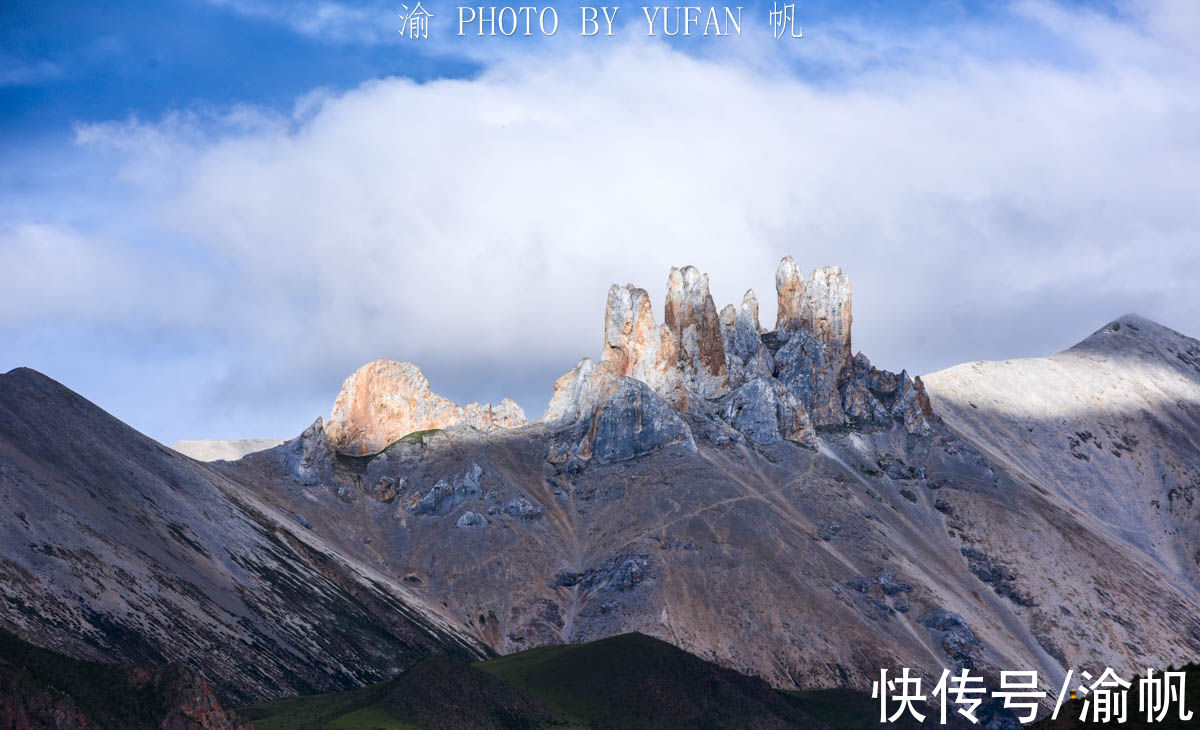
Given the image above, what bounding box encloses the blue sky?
[0,0,1105,138]
[3,0,1198,443]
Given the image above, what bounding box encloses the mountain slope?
[923,314,1200,593]
[0,367,489,704]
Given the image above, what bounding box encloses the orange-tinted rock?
[600,285,682,402]
[326,360,527,456]
[774,255,806,334]
[664,266,729,400]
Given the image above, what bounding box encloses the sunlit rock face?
[326,359,527,456]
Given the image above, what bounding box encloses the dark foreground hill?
[0,627,249,729]
[242,632,938,729]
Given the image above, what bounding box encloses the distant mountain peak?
[1067,312,1195,359]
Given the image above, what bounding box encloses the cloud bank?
[5,0,1200,442]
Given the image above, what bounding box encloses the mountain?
[0,367,488,704]
[171,439,285,463]
[0,626,250,729]
[922,313,1200,598]
[2,257,1199,720]
[221,259,1200,696]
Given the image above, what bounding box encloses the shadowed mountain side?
[0,367,489,704]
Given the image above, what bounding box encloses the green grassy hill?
[240,632,968,729]
[243,633,895,729]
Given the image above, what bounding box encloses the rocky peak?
[600,284,680,399]
[325,359,527,456]
[801,265,853,373]
[546,257,931,461]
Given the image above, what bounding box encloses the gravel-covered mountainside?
[2,258,1199,713]
[0,367,489,704]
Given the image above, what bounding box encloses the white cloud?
[9,0,1200,439]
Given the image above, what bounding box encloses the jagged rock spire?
[774,257,853,371]
[802,265,853,375]
[775,255,806,334]
[663,266,729,400]
[721,289,773,388]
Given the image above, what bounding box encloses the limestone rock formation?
[771,260,855,426]
[546,257,929,455]
[288,417,334,485]
[774,255,806,334]
[544,358,607,424]
[722,377,814,446]
[663,266,729,400]
[599,285,680,399]
[326,359,527,455]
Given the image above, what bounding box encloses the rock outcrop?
[545,257,931,457]
[326,360,527,456]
